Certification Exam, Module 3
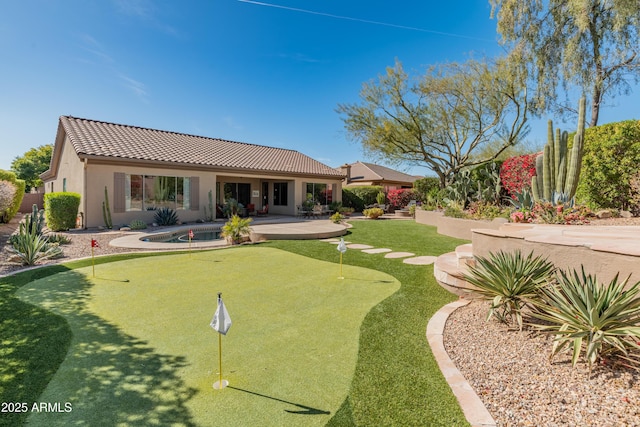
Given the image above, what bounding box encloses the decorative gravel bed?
[444,300,640,427]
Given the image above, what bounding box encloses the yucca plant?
[154,207,178,226]
[462,250,555,330]
[530,267,640,370]
[8,222,63,266]
[221,215,252,244]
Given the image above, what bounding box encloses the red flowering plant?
[500,153,539,199]
[387,189,417,210]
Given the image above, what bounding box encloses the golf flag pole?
[337,238,347,279]
[90,238,99,277]
[188,229,194,256]
[210,292,232,389]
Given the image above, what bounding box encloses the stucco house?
[41,116,345,228]
[339,161,419,191]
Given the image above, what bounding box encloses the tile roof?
[59,116,344,177]
[348,161,419,183]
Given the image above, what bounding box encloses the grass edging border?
[426,299,497,427]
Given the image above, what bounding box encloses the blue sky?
[1,0,638,175]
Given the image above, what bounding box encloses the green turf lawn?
[13,247,399,426]
[0,219,471,427]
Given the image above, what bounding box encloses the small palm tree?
[221,215,252,244]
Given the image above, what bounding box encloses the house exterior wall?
[73,163,342,228]
[42,130,344,228]
[84,163,215,228]
[46,136,86,197]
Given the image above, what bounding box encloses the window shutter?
[190,177,199,210]
[113,173,125,213]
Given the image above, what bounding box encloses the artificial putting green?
[16,246,399,426]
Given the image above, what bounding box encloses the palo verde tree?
[338,58,529,188]
[490,0,640,127]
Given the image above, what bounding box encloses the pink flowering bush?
[500,153,539,199]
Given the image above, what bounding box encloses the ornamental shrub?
[575,120,640,212]
[500,153,538,199]
[44,192,81,231]
[342,186,384,212]
[413,177,440,203]
[387,189,417,209]
[0,169,26,223]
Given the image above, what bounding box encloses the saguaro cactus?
[531,97,586,203]
[102,186,112,229]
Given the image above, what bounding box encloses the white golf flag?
[337,238,347,254]
[210,296,232,335]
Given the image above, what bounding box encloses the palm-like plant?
[530,267,640,369]
[462,250,555,330]
[221,215,252,244]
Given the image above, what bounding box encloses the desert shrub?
[330,212,344,223]
[0,181,17,219]
[154,207,178,226]
[466,201,509,220]
[463,250,555,330]
[576,120,640,212]
[0,170,26,223]
[129,219,148,230]
[46,233,72,245]
[413,177,440,202]
[500,153,538,199]
[387,189,418,209]
[362,207,384,219]
[531,267,640,369]
[44,192,81,231]
[342,186,384,211]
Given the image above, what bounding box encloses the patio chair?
[256,204,269,216]
[312,204,323,218]
[246,203,255,216]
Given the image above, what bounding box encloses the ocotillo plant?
[531,97,586,203]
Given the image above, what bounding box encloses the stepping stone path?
[403,256,437,265]
[321,239,435,265]
[362,248,392,254]
[347,244,374,250]
[384,252,415,259]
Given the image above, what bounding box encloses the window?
[124,174,191,211]
[273,182,288,206]
[63,178,67,192]
[306,183,332,205]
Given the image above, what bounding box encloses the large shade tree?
[338,58,529,188]
[11,144,53,192]
[490,0,640,127]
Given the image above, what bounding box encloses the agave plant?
[462,250,555,330]
[154,207,178,226]
[530,267,640,370]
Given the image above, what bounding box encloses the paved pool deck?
[108,216,349,250]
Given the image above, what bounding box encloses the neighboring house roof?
[346,161,419,185]
[45,116,343,178]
